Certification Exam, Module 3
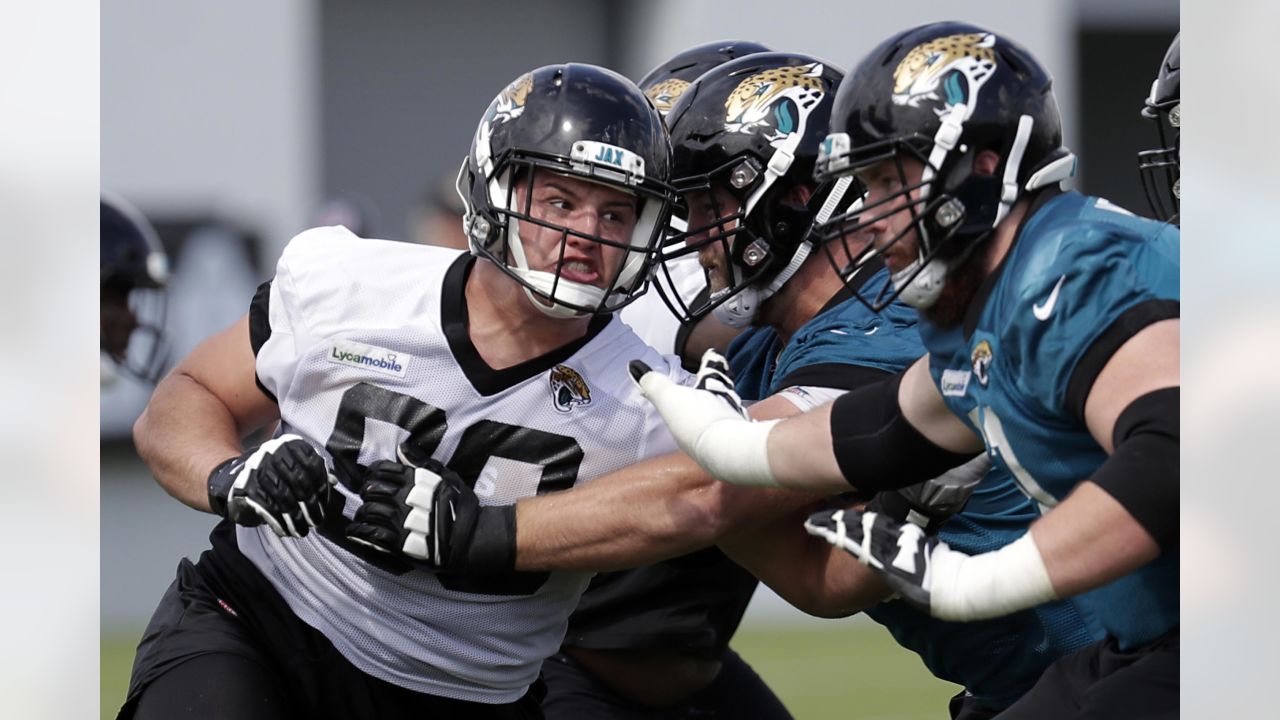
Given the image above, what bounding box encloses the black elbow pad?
[1091,387,1179,550]
[829,373,974,492]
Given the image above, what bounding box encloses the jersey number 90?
[323,382,583,595]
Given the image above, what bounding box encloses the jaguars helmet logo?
[893,33,996,116]
[971,339,993,387]
[489,72,533,125]
[474,72,534,169]
[646,78,690,115]
[724,62,826,142]
[549,364,592,412]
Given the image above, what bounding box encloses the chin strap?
[894,256,949,310]
[714,174,859,325]
[994,115,1033,227]
[762,175,856,298]
[710,279,759,328]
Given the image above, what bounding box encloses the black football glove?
[805,508,943,612]
[207,434,339,538]
[345,451,515,574]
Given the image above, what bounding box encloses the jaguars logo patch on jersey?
[971,339,993,386]
[549,364,592,412]
[724,62,826,142]
[893,32,996,115]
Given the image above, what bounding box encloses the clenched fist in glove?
[207,434,338,538]
[345,452,515,574]
[804,507,1058,622]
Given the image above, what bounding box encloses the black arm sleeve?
[829,372,974,492]
[1089,386,1178,550]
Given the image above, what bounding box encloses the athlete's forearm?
[763,402,849,491]
[512,452,728,571]
[720,503,890,618]
[1032,482,1161,599]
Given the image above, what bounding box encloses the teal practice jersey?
[728,267,1099,711]
[921,190,1180,650]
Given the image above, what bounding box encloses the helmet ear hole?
[972,150,1000,177]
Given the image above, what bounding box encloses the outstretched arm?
[636,353,983,493]
[345,387,828,573]
[514,392,823,572]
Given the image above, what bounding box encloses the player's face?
[514,172,639,289]
[683,184,742,294]
[855,155,927,276]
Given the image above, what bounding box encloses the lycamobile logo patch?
[327,340,410,378]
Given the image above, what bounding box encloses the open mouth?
[559,259,599,285]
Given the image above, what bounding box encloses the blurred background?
[98,1,1178,718]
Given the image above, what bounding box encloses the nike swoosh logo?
[864,326,879,336]
[1032,275,1066,321]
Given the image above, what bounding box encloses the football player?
[123,64,683,720]
[618,39,771,359]
[352,52,1100,719]
[545,41,788,720]
[1139,33,1180,224]
[101,193,170,385]
[635,22,1179,718]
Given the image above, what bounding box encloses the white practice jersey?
[619,250,705,356]
[243,225,685,702]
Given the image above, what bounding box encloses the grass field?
[102,619,957,719]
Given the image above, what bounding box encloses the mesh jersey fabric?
[245,226,685,702]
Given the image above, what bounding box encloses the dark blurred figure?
[1138,33,1180,223]
[101,193,170,385]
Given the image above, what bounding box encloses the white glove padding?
[804,508,1058,621]
[629,350,779,486]
[208,434,339,539]
[345,456,452,565]
[345,449,504,573]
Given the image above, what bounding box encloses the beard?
[920,237,995,330]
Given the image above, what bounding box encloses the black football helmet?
[638,40,772,117]
[101,193,170,384]
[812,22,1076,310]
[1139,33,1179,223]
[456,63,676,318]
[655,52,851,327]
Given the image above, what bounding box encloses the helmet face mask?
[457,64,676,318]
[814,134,988,311]
[812,22,1077,312]
[660,164,778,327]
[1139,34,1180,223]
[653,53,848,327]
[101,195,171,384]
